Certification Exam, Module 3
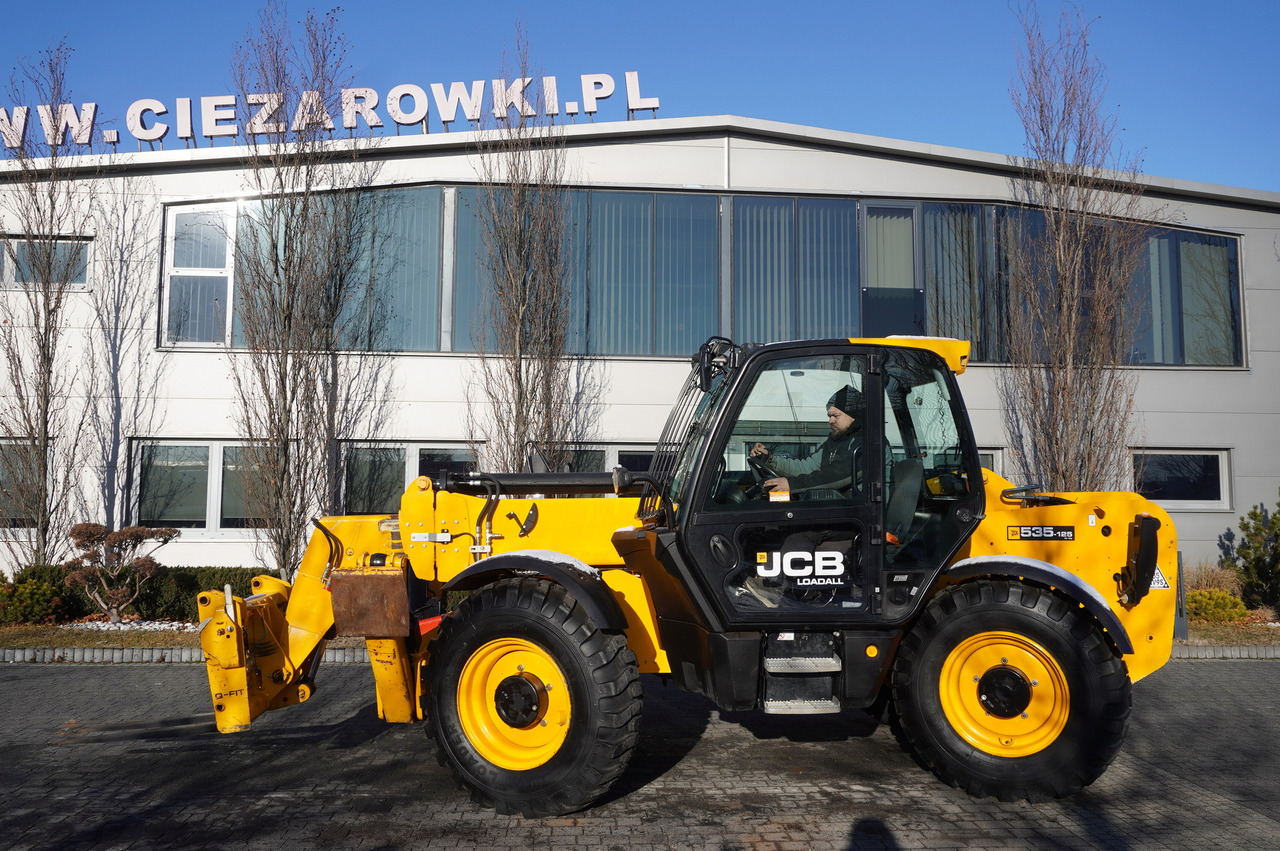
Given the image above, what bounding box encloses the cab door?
[680,345,885,626]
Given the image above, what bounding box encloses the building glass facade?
[161,185,1244,367]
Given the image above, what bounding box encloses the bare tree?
[466,26,600,474]
[998,3,1164,492]
[0,40,97,567]
[86,176,166,530]
[229,1,390,576]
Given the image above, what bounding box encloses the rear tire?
[426,578,642,816]
[891,579,1130,801]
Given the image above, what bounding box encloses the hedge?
[0,565,274,624]
[133,567,279,622]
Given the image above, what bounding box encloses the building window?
[335,186,443,352]
[0,442,35,528]
[2,237,89,289]
[923,204,993,358]
[161,188,1244,367]
[163,188,444,350]
[1133,450,1229,510]
[863,204,922,337]
[220,446,268,528]
[137,444,210,528]
[732,195,859,344]
[345,446,407,515]
[988,206,1243,367]
[343,443,477,513]
[339,444,478,516]
[135,440,485,532]
[1131,230,1242,366]
[978,449,1004,478]
[586,191,653,354]
[418,446,476,480]
[165,207,233,344]
[455,188,718,356]
[617,449,655,472]
[134,441,267,533]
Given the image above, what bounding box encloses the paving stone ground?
[1,659,1277,850]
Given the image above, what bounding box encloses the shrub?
[1222,488,1280,610]
[1183,560,1243,596]
[1244,604,1278,624]
[1185,588,1248,623]
[13,564,93,620]
[0,580,63,625]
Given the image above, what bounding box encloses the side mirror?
[697,344,714,392]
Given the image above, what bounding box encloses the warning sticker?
[1150,567,1171,590]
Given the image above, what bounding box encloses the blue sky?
[2,0,1277,191]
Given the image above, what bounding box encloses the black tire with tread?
[425,578,642,816]
[890,579,1131,802]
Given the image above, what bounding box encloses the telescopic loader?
[196,336,1177,815]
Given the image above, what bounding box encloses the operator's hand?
[763,477,790,492]
[750,443,770,458]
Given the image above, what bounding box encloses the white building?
[1,114,1275,569]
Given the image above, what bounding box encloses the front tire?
[891,579,1131,801]
[426,578,642,816]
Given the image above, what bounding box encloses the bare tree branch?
[467,24,601,473]
[86,176,166,530]
[0,39,97,566]
[998,3,1170,492]
[228,1,391,577]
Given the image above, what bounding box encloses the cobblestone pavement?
[1,660,1277,850]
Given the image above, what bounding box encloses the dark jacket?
[772,429,863,493]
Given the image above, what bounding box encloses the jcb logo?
[756,551,845,578]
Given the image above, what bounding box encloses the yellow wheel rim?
[939,631,1069,757]
[457,637,572,770]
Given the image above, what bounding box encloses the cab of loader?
[643,336,984,630]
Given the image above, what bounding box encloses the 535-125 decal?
[1007,525,1075,541]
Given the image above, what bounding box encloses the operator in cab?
[751,385,864,497]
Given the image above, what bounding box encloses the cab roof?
[846,336,971,374]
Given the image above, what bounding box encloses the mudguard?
[944,555,1134,655]
[441,550,630,632]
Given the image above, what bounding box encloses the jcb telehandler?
[197,336,1177,816]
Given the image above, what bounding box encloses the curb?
[2,645,1279,664]
[0,646,372,664]
[1171,644,1280,659]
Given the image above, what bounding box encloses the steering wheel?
[747,454,783,481]
[742,454,784,500]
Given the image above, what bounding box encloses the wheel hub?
[977,666,1032,718]
[494,675,542,728]
[938,631,1070,757]
[456,637,572,771]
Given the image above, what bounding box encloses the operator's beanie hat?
[827,385,863,416]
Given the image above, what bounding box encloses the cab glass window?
[705,354,868,509]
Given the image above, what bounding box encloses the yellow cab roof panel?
[846,336,971,374]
